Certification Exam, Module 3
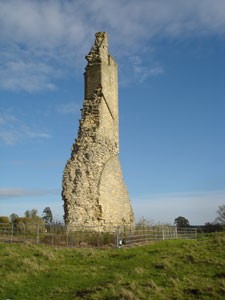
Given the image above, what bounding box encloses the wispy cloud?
[0,0,88,92]
[0,188,59,199]
[132,189,225,225]
[128,55,164,83]
[56,103,80,115]
[0,0,224,91]
[0,59,57,92]
[0,188,62,218]
[0,112,51,145]
[1,0,224,47]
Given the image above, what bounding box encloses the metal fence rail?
[0,223,197,248]
[116,226,197,247]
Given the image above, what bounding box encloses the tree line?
[0,204,225,232]
[136,204,225,232]
[0,207,53,225]
[174,204,225,232]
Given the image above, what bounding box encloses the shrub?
[14,217,45,233]
[204,222,224,233]
[0,216,10,223]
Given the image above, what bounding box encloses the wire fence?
[0,223,197,248]
[116,225,197,247]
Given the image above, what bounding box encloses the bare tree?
[215,204,225,224]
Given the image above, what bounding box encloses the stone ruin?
[62,32,134,230]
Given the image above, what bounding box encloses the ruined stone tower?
[62,32,134,229]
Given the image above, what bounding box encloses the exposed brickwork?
[62,32,134,230]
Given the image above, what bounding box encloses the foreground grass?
[0,233,225,300]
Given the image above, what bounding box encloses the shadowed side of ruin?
[62,32,134,229]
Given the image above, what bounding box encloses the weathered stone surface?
[62,32,134,230]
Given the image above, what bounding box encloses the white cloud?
[0,188,59,199]
[0,0,87,47]
[0,0,224,91]
[0,112,51,145]
[86,0,225,44]
[132,189,225,225]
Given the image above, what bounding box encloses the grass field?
[0,233,225,299]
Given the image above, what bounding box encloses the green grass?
[0,233,225,299]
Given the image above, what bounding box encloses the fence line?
[0,223,197,248]
[116,225,197,247]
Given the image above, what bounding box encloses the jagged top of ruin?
[85,32,109,66]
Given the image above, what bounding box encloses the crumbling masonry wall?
[62,32,134,229]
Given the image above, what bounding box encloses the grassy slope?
[0,233,225,300]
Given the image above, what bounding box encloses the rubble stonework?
[62,32,134,229]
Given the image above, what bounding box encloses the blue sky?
[0,0,225,225]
